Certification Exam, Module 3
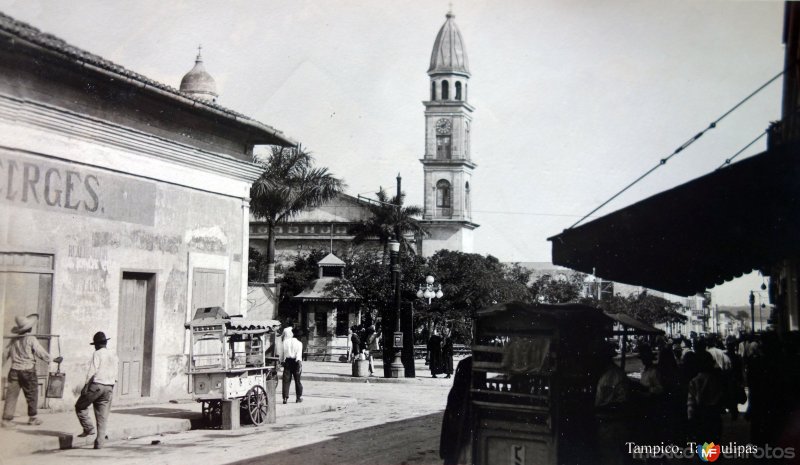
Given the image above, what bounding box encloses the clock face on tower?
[435,118,452,135]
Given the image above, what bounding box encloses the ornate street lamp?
[417,275,444,303]
[388,240,404,378]
[417,275,443,341]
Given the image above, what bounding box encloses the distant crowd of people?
[439,330,800,465]
[596,331,800,463]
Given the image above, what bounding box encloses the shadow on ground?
[5,426,74,449]
[111,407,199,420]
[225,412,444,465]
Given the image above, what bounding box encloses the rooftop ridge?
[0,12,296,146]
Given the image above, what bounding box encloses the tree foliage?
[248,247,270,284]
[588,291,688,326]
[349,187,426,264]
[277,248,328,304]
[322,249,426,325]
[249,145,344,283]
[422,251,532,343]
[529,272,586,304]
[279,249,533,345]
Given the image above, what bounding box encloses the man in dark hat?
[2,313,61,428]
[75,331,118,449]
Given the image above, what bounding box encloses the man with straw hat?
[75,331,118,449]
[2,313,61,428]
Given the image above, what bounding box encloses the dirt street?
[11,379,452,465]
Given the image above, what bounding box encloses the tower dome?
[179,46,218,102]
[428,11,470,77]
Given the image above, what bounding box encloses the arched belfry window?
[436,180,452,217]
[431,81,436,101]
[442,80,449,100]
[455,82,462,101]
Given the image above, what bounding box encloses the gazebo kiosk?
[292,253,361,361]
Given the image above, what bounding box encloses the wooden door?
[117,275,148,397]
[190,269,225,361]
[0,255,53,412]
[191,269,225,311]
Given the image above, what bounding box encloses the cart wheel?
[243,385,268,426]
[202,400,222,428]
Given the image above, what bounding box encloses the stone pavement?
[0,392,355,461]
[0,358,453,461]
[300,357,463,384]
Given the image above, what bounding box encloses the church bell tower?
[420,10,479,257]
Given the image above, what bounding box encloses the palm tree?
[350,187,427,264]
[250,145,344,284]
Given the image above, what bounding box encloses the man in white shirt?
[75,331,118,449]
[707,342,732,371]
[281,327,303,404]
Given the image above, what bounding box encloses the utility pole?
[389,174,405,378]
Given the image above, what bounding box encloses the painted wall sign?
[0,150,156,226]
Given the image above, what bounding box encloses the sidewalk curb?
[302,373,453,384]
[0,397,356,459]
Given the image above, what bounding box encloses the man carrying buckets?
[2,313,62,428]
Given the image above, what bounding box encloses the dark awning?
[549,141,800,296]
[605,312,664,335]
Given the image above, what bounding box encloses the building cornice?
[420,219,480,230]
[0,92,263,183]
[419,158,477,169]
[422,100,475,112]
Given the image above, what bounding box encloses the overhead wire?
[569,67,785,230]
[716,130,768,170]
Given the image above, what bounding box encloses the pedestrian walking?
[281,327,303,403]
[75,331,118,449]
[724,341,746,420]
[366,325,380,375]
[440,356,473,465]
[427,329,444,378]
[349,325,361,363]
[2,313,60,428]
[441,330,454,379]
[687,350,725,442]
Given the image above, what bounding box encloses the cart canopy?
[185,306,281,333]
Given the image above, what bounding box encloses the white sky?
[0,0,785,306]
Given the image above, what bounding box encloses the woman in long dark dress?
[428,330,444,378]
[441,331,454,379]
[440,356,473,465]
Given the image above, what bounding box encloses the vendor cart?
[470,302,612,465]
[185,307,280,429]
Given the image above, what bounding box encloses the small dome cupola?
[428,10,470,78]
[180,45,218,102]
